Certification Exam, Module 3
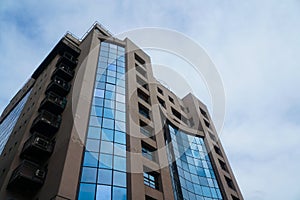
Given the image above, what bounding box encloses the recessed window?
[143,170,159,190]
[189,118,194,127]
[138,88,150,104]
[180,105,186,112]
[157,97,165,108]
[134,53,146,67]
[168,96,174,104]
[231,195,240,200]
[171,108,188,124]
[142,142,156,161]
[157,87,163,95]
[136,64,147,79]
[214,145,223,157]
[209,132,217,142]
[136,75,149,91]
[200,107,208,118]
[138,103,150,119]
[218,159,228,172]
[145,195,157,200]
[139,120,154,139]
[204,119,211,128]
[225,176,236,191]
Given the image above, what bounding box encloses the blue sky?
[1,1,300,199]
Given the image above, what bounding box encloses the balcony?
[39,92,67,114]
[30,110,62,136]
[7,160,46,191]
[56,52,78,68]
[46,76,71,97]
[20,134,55,162]
[52,63,75,82]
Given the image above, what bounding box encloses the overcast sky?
[1,1,300,199]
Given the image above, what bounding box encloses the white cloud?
[1,0,300,199]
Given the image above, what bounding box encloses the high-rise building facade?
[0,23,243,200]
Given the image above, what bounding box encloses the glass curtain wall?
[78,42,126,200]
[0,90,32,154]
[167,124,223,200]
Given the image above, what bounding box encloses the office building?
[0,23,243,200]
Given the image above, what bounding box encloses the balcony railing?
[46,76,71,97]
[30,110,62,136]
[39,92,67,114]
[21,134,55,162]
[52,63,75,82]
[7,160,46,191]
[56,52,78,68]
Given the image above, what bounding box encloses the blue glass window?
[78,183,96,200]
[112,187,126,200]
[100,141,113,154]
[115,110,125,122]
[86,139,100,152]
[87,126,101,139]
[104,108,114,119]
[101,128,114,142]
[114,131,126,144]
[114,143,126,157]
[99,153,113,169]
[81,167,97,183]
[116,102,125,112]
[79,42,126,200]
[83,151,98,167]
[98,169,112,185]
[167,124,223,200]
[89,116,102,127]
[93,97,104,106]
[113,171,126,187]
[96,185,111,200]
[102,118,114,129]
[114,156,126,172]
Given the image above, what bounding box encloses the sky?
[1,0,300,199]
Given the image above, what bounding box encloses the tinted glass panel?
[79,42,126,200]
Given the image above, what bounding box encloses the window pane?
[99,153,113,169]
[103,108,114,119]
[114,131,126,144]
[116,93,125,103]
[78,183,95,200]
[115,110,125,122]
[100,141,113,154]
[95,89,104,97]
[102,118,114,129]
[81,167,97,183]
[104,99,115,109]
[93,97,103,106]
[87,126,101,139]
[115,121,125,132]
[107,76,116,84]
[114,156,126,171]
[105,90,115,100]
[202,186,211,197]
[96,185,111,200]
[112,186,126,200]
[86,139,100,152]
[101,128,114,142]
[89,116,102,127]
[116,102,125,112]
[113,171,126,187]
[83,151,98,167]
[108,64,117,71]
[114,143,126,157]
[107,70,116,77]
[98,169,112,185]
